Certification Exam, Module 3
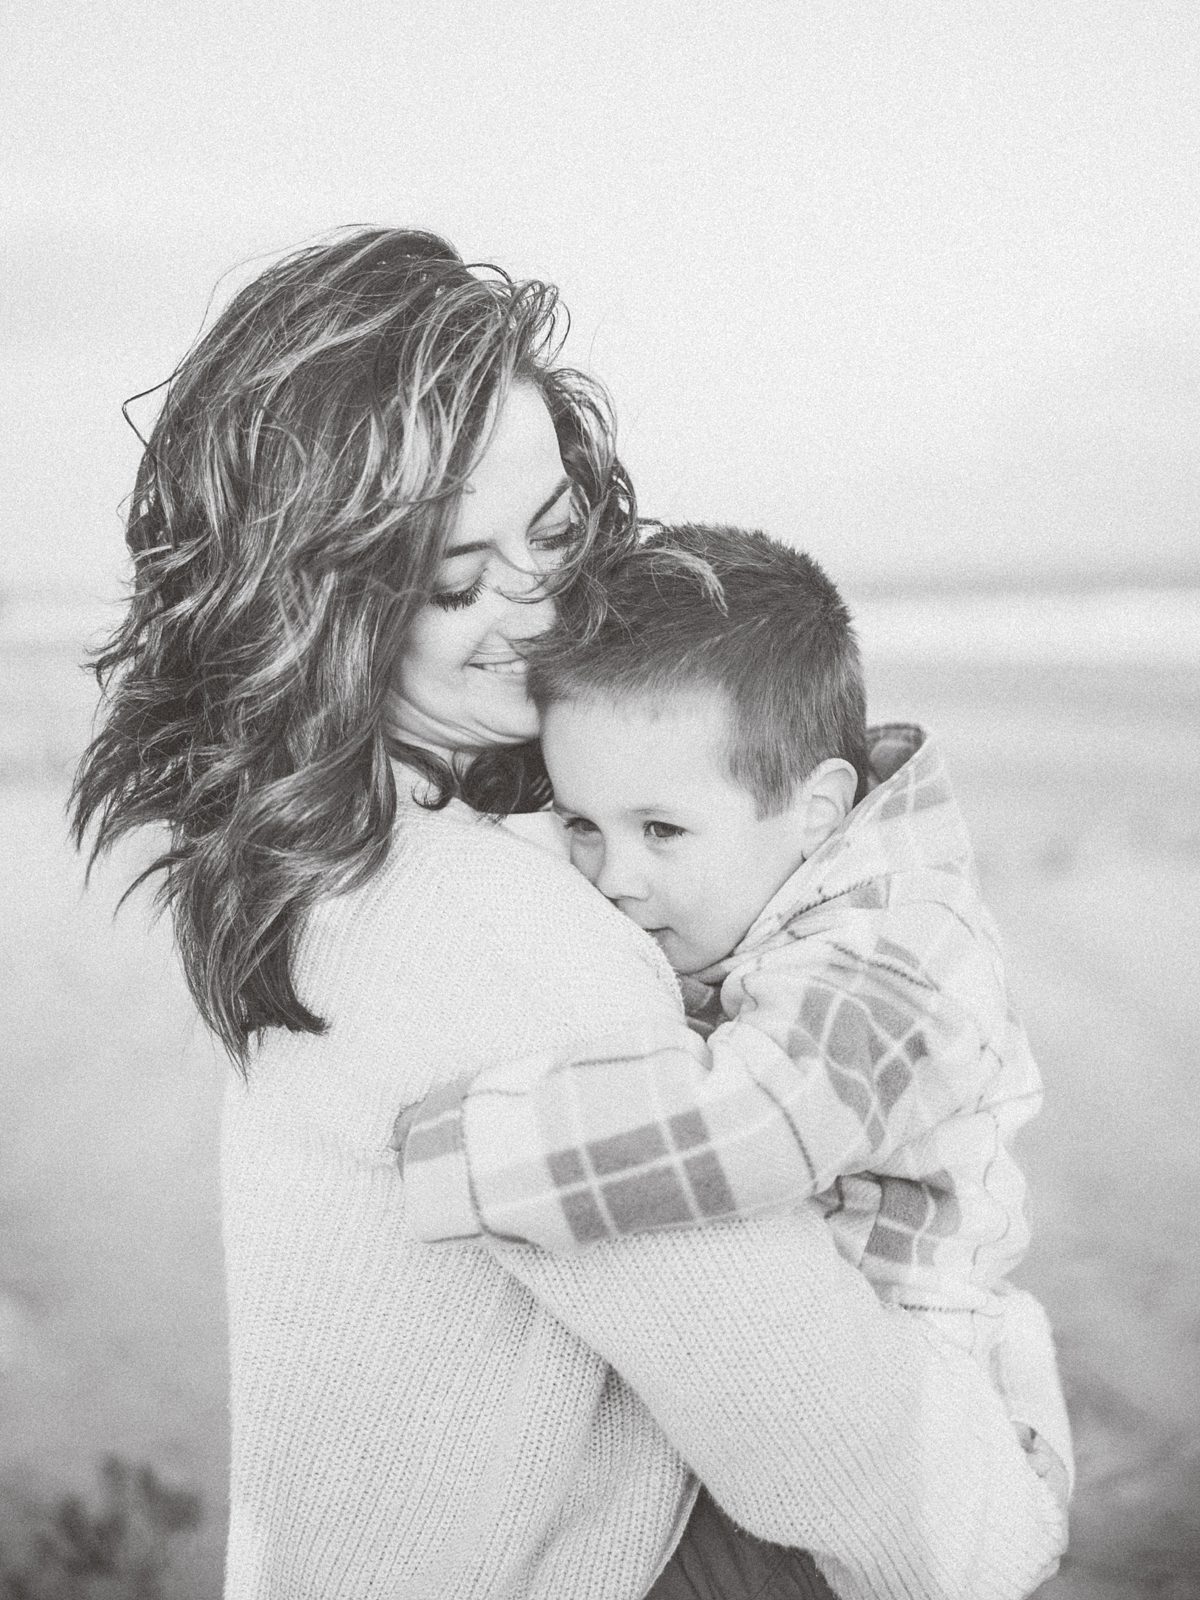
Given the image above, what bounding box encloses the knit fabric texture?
[222,775,1066,1599]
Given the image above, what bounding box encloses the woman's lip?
[469,656,526,675]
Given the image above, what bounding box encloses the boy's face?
[542,689,810,974]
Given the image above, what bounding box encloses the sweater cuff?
[400,1080,483,1243]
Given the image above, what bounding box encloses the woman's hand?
[1014,1423,1071,1520]
[390,1104,419,1176]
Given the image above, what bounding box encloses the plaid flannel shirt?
[402,726,1042,1341]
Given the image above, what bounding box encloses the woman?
[72,229,1064,1599]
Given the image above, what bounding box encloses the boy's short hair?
[529,523,871,815]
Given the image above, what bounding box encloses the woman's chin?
[468,687,540,746]
[386,689,539,755]
[465,706,541,749]
[483,720,541,748]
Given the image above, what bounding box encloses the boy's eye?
[645,821,684,841]
[430,579,484,612]
[560,816,599,837]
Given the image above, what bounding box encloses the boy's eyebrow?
[554,802,684,816]
[442,479,571,561]
[551,799,690,819]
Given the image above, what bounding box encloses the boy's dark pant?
[646,1490,840,1600]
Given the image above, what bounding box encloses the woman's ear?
[796,759,858,855]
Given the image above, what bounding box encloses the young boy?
[397,523,1071,1494]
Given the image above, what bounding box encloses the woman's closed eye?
[430,524,578,611]
[430,579,484,612]
[530,522,581,555]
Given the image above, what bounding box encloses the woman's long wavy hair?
[70,228,638,1067]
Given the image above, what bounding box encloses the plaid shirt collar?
[693,723,976,985]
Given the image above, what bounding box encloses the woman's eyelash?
[430,580,484,612]
[430,526,577,611]
[533,525,580,553]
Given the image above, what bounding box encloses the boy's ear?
[796,759,857,855]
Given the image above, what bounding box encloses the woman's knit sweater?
[222,790,1065,1600]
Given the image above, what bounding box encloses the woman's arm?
[494,1209,1065,1600]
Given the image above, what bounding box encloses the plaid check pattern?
[402,726,1041,1340]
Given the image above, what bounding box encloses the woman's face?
[390,384,576,758]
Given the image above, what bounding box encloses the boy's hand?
[1013,1423,1071,1519]
[678,975,723,1038]
[390,1075,475,1182]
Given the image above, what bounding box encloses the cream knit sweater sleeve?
[500,1215,1065,1600]
[391,813,1067,1600]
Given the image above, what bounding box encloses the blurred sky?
[4,0,1199,600]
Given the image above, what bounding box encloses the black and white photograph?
[3,4,1198,1597]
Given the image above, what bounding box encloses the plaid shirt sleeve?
[400,927,990,1252]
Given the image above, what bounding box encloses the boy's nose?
[592,846,649,904]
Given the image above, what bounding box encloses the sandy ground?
[1,642,1198,1597]
[870,657,1200,1600]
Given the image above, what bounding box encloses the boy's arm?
[399,926,983,1250]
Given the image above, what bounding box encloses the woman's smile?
[389,384,572,756]
[469,654,528,677]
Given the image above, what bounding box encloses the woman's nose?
[493,566,557,635]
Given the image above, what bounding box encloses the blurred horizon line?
[5,575,1199,669]
[5,559,1200,612]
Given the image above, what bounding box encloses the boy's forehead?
[547,681,729,742]
[544,685,741,793]
[551,683,733,733]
